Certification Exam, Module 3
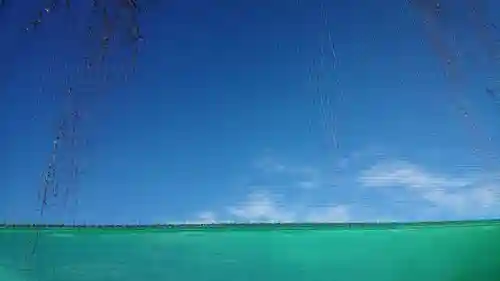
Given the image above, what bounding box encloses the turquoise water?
[1,221,500,280]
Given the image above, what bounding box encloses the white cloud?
[335,146,388,170]
[253,157,287,173]
[188,156,348,224]
[227,191,296,223]
[421,186,498,214]
[359,160,500,215]
[179,211,219,224]
[253,157,321,190]
[223,191,351,223]
[196,211,217,224]
[188,156,499,225]
[359,160,471,189]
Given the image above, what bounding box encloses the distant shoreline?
[1,219,499,231]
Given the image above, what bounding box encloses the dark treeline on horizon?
[1,219,499,230]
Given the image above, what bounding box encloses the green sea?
[1,220,500,281]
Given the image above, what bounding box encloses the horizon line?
[1,219,499,229]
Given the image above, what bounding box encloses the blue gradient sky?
[1,0,500,224]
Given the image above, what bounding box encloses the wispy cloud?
[205,190,352,223]
[253,157,321,190]
[195,211,217,224]
[190,155,356,224]
[187,155,500,224]
[253,157,287,173]
[359,160,500,215]
[335,146,390,170]
[359,160,472,189]
[227,191,296,223]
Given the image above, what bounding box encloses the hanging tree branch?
[0,0,146,255]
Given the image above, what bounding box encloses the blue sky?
[1,0,500,224]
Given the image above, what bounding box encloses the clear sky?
[1,0,500,224]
